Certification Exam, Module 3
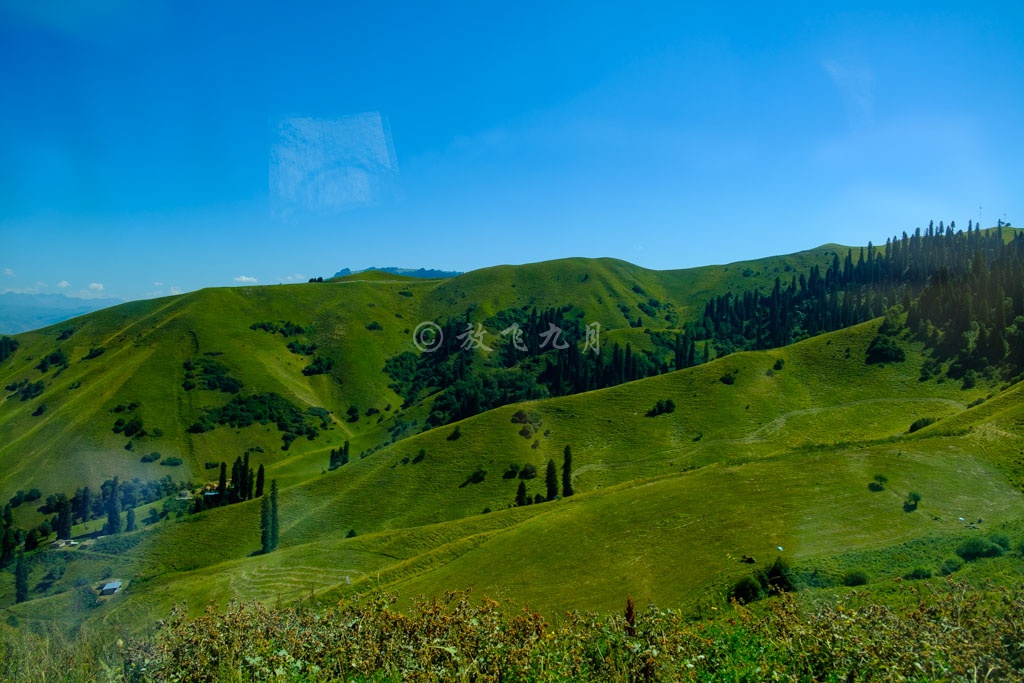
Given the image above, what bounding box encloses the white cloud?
[153,281,164,287]
[58,280,70,288]
[234,275,258,284]
[88,282,104,292]
[823,60,874,127]
[270,112,399,219]
[279,273,306,283]
[3,268,14,277]
[169,287,182,295]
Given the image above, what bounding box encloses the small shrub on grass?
[940,557,963,576]
[990,534,1011,551]
[957,536,1003,561]
[904,567,932,580]
[773,358,785,371]
[140,452,161,463]
[908,417,937,433]
[161,457,183,466]
[842,569,869,587]
[731,575,764,604]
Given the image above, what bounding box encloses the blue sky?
[1,1,1022,301]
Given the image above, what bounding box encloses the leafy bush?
[904,567,932,580]
[160,457,183,467]
[140,452,161,463]
[519,464,538,480]
[956,536,1004,561]
[990,534,1012,551]
[83,347,105,360]
[730,575,764,604]
[35,349,70,373]
[302,356,335,376]
[287,340,318,355]
[645,398,676,417]
[366,321,383,331]
[773,358,785,371]
[908,417,937,433]
[940,557,963,576]
[719,372,736,385]
[865,335,906,364]
[842,570,869,587]
[903,491,922,512]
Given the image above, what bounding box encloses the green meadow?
[1,239,1023,681]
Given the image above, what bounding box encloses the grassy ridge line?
[0,248,845,506]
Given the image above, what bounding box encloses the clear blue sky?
[1,1,1022,301]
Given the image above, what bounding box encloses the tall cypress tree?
[545,459,558,501]
[56,499,73,539]
[217,462,227,505]
[126,507,136,533]
[0,528,16,566]
[260,493,271,554]
[15,551,28,604]
[269,480,279,551]
[255,464,265,498]
[562,445,574,497]
[106,476,122,535]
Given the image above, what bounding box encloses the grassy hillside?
[1,241,1023,655]
[0,248,845,515]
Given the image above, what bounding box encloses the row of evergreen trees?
[194,454,266,513]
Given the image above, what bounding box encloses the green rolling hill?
[1,234,1023,649]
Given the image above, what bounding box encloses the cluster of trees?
[4,378,44,401]
[513,446,574,507]
[385,304,705,429]
[195,454,266,513]
[189,393,325,449]
[646,398,676,417]
[182,357,243,393]
[287,340,317,355]
[302,356,335,376]
[696,222,1021,365]
[3,501,30,603]
[39,475,190,540]
[0,336,18,363]
[35,349,69,373]
[328,441,351,470]
[907,230,1024,381]
[250,320,306,337]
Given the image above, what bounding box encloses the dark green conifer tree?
[106,476,122,535]
[269,480,279,551]
[255,464,265,497]
[562,445,574,497]
[15,551,28,603]
[126,507,136,533]
[515,481,528,507]
[545,459,558,501]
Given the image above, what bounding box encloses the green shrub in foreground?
[957,536,1004,561]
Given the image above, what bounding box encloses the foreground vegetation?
[0,577,1021,682]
